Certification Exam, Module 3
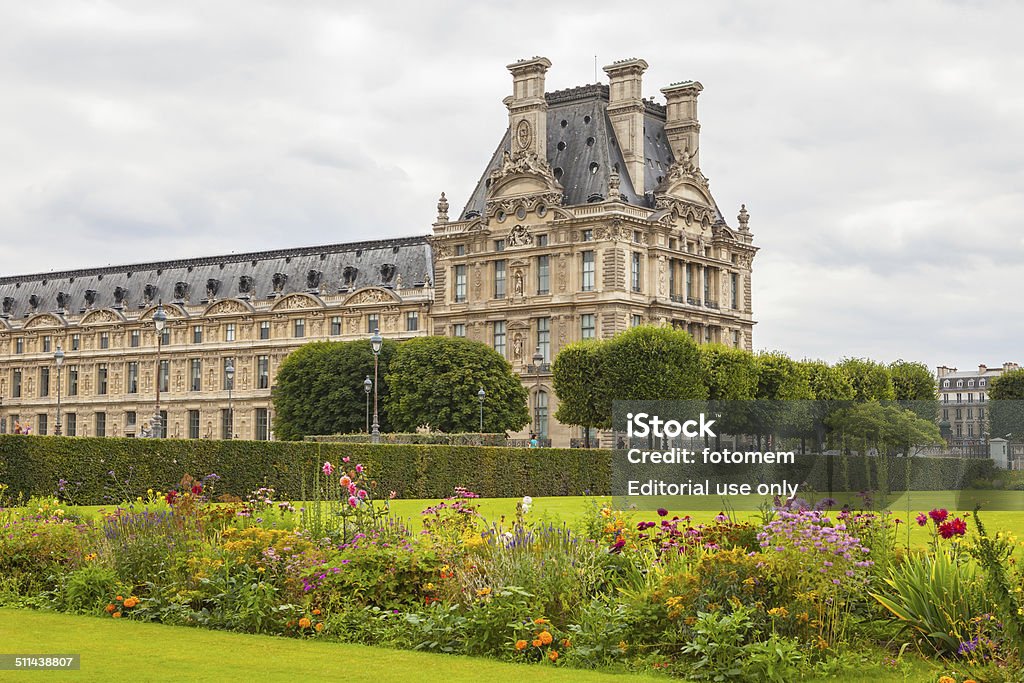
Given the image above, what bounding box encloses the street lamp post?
[53,346,65,436]
[225,360,235,440]
[477,387,485,432]
[370,329,382,444]
[532,347,544,439]
[364,375,372,434]
[152,303,167,439]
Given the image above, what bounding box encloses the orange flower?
[561,639,571,648]
[123,597,139,608]
[112,612,122,619]
[533,618,548,625]
[298,617,312,629]
[532,639,542,648]
[286,620,296,628]
[538,630,553,645]
[315,622,324,632]
[105,604,116,613]
[515,640,527,651]
[312,609,321,616]
[937,678,956,683]
[115,595,124,602]
[548,650,559,662]
[340,476,352,488]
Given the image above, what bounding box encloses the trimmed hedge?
[0,435,999,506]
[0,435,609,505]
[305,433,509,446]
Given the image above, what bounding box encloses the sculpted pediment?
[270,293,324,312]
[23,313,66,330]
[204,298,255,317]
[342,287,400,306]
[138,303,188,322]
[80,308,126,326]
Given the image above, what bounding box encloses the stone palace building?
[0,57,757,447]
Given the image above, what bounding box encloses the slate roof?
[0,237,432,319]
[460,84,722,220]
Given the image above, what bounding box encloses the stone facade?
[0,56,757,447]
[936,362,1019,447]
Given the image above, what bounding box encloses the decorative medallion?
[515,119,533,151]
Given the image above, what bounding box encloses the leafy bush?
[57,564,122,614]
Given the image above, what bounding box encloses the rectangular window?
[257,356,269,389]
[979,407,985,420]
[955,408,962,419]
[686,265,693,300]
[731,273,739,309]
[188,410,200,439]
[968,393,974,403]
[633,230,641,243]
[223,357,235,390]
[631,253,641,292]
[454,265,467,302]
[259,321,271,340]
[37,413,47,436]
[12,369,21,398]
[331,316,342,335]
[494,260,506,299]
[159,359,169,393]
[66,413,76,437]
[71,334,80,351]
[581,229,593,242]
[581,251,595,291]
[493,321,506,357]
[130,330,140,347]
[968,424,974,437]
[39,367,50,397]
[95,412,106,437]
[581,314,595,340]
[161,328,170,345]
[455,244,466,256]
[367,314,379,334]
[294,319,305,338]
[406,311,419,332]
[537,317,550,362]
[100,332,110,349]
[453,323,466,338]
[536,234,548,247]
[127,362,138,394]
[967,408,974,419]
[191,359,202,392]
[494,239,505,252]
[68,365,78,396]
[193,325,203,344]
[942,408,949,420]
[126,411,137,427]
[43,336,52,353]
[537,255,550,295]
[733,330,741,347]
[97,364,108,395]
[632,314,642,328]
[225,323,236,342]
[255,408,269,441]
[15,338,23,354]
[221,408,233,440]
[703,266,711,303]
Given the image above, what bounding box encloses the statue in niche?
[395,273,403,290]
[272,272,288,294]
[113,287,128,307]
[513,270,524,297]
[206,278,220,299]
[512,332,524,360]
[306,269,322,290]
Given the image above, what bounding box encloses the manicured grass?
[0,608,659,682]
[0,608,951,682]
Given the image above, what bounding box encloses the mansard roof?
[0,236,432,320]
[459,84,724,221]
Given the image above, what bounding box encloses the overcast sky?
[1,1,1021,372]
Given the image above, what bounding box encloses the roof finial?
[737,204,750,231]
[436,192,449,223]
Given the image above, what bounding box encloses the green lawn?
[0,609,952,682]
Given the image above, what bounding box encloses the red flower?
[191,484,203,495]
[937,521,955,539]
[950,517,967,536]
[165,490,178,505]
[929,508,948,524]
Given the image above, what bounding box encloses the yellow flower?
[476,587,492,597]
[600,507,611,518]
[767,607,789,618]
[617,640,628,653]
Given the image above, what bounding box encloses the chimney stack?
[603,58,648,194]
[661,80,704,169]
[979,364,988,375]
[504,57,552,161]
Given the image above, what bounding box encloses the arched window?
[957,380,963,388]
[943,380,949,388]
[968,379,974,387]
[534,390,549,438]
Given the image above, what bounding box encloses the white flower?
[522,496,533,506]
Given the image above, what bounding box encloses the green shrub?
[58,564,121,614]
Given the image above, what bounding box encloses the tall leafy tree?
[594,325,708,428]
[383,336,529,433]
[836,357,895,401]
[889,359,939,422]
[799,359,855,452]
[272,340,397,441]
[552,340,604,447]
[751,351,812,447]
[989,368,1024,440]
[700,344,759,444]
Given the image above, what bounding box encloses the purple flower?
[657,508,668,517]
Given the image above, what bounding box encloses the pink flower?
[348,496,358,507]
[929,508,948,524]
[389,490,398,499]
[358,489,368,499]
[348,483,357,495]
[342,457,350,463]
[916,513,928,526]
[355,464,364,473]
[322,461,334,476]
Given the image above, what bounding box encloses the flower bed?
[0,462,1022,682]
